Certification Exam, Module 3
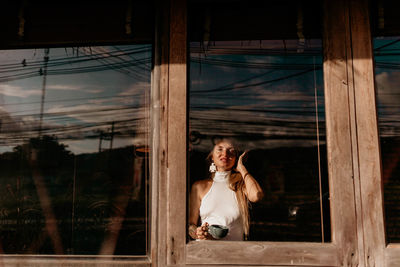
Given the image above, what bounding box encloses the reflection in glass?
[189,39,330,242]
[374,37,400,243]
[0,45,151,254]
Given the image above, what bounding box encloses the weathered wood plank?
[170,266,335,267]
[157,0,172,266]
[343,0,366,266]
[0,256,150,267]
[166,0,187,265]
[151,1,171,267]
[186,266,333,267]
[323,0,359,265]
[385,246,400,267]
[348,0,386,266]
[186,241,338,266]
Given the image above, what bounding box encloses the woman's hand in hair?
[236,150,264,202]
[236,150,249,175]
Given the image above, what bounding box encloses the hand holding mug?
[196,222,212,240]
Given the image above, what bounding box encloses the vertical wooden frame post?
[156,0,188,266]
[348,0,386,266]
[152,0,171,266]
[166,0,187,265]
[323,0,359,265]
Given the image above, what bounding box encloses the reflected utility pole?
[70,156,77,253]
[98,131,103,153]
[38,48,49,137]
[109,122,114,150]
[98,122,115,153]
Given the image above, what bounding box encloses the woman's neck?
[213,170,231,182]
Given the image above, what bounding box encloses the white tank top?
[199,171,244,241]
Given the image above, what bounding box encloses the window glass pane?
[0,45,151,254]
[373,38,400,243]
[372,0,400,244]
[188,0,330,242]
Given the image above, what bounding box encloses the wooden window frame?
[349,0,400,266]
[159,0,375,266]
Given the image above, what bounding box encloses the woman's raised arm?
[236,151,264,202]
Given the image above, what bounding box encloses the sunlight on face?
[212,140,237,171]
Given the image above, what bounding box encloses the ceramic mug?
[208,224,229,239]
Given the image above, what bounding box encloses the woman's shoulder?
[191,179,212,194]
[192,178,212,188]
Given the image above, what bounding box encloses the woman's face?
[211,141,237,171]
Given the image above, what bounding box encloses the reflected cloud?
[376,71,400,106]
[47,84,104,94]
[47,103,146,124]
[0,84,41,98]
[0,108,23,133]
[48,84,83,91]
[118,82,150,96]
[86,89,104,94]
[190,107,322,149]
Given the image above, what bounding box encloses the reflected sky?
[0,45,151,154]
[190,39,325,151]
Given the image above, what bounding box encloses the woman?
[188,138,264,241]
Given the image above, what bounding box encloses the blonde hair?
[229,172,250,239]
[207,139,250,239]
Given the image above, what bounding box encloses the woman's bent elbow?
[249,191,264,203]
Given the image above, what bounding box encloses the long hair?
[229,172,250,239]
[206,139,250,239]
